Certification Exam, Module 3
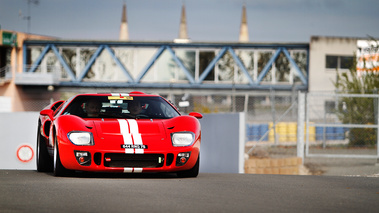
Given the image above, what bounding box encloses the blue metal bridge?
[18,40,309,91]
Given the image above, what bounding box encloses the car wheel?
[53,135,70,177]
[177,154,200,178]
[36,121,53,172]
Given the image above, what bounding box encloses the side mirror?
[40,109,54,120]
[189,112,203,119]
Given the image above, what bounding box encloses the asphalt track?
[0,170,378,213]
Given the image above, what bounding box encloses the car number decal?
[121,144,147,149]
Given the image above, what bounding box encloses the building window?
[326,55,354,70]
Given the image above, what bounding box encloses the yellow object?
[108,96,133,100]
[277,122,288,142]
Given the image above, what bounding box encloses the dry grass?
[304,162,325,175]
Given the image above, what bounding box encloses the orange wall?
[0,30,56,111]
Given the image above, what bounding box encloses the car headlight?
[68,132,94,146]
[171,132,195,147]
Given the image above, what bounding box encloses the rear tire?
[177,155,199,178]
[36,121,53,172]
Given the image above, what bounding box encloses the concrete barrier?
[244,157,304,175]
[199,113,245,173]
[0,112,39,170]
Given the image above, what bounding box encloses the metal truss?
[22,40,309,90]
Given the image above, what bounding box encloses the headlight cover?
[171,132,195,147]
[68,132,94,146]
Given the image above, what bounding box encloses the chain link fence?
[164,90,299,147]
[306,93,379,158]
[21,100,53,112]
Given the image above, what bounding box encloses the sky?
[0,0,379,43]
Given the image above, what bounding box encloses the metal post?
[270,89,277,145]
[297,91,305,162]
[244,94,249,115]
[305,92,310,157]
[292,86,296,119]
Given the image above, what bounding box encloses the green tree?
[334,41,379,146]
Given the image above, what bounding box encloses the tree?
[334,39,379,146]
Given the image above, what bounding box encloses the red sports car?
[36,91,202,177]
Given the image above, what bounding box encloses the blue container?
[259,124,269,141]
[316,127,324,140]
[335,127,345,140]
[326,127,335,140]
[251,124,260,141]
[246,124,253,141]
[246,124,260,141]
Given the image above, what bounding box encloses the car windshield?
[62,95,180,119]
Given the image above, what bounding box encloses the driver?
[85,99,102,117]
[127,100,142,116]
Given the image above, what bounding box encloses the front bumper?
[59,143,200,173]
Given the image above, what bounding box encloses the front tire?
[36,121,53,172]
[177,155,200,178]
[53,135,71,177]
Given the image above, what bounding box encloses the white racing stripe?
[118,119,144,173]
[111,93,129,97]
[118,119,134,154]
[124,168,133,173]
[123,168,143,173]
[128,119,144,154]
[133,168,143,173]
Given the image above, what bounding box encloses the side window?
[326,56,338,69]
[160,102,176,118]
[326,55,354,70]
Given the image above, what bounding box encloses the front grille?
[94,152,102,165]
[104,153,164,168]
[166,153,174,166]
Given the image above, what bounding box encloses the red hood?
[92,119,167,141]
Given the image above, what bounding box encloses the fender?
[164,115,201,136]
